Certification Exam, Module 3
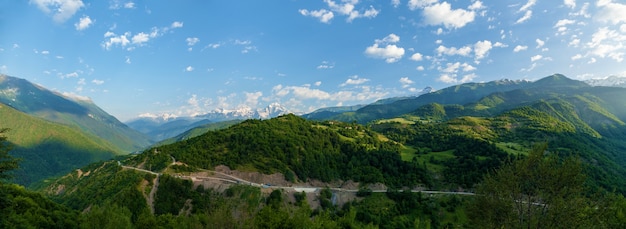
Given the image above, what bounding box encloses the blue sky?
[1,0,625,121]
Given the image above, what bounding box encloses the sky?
[1,0,626,121]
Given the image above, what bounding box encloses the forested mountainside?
[0,104,118,186]
[0,75,151,152]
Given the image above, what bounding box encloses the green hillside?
[0,103,118,185]
[131,114,430,187]
[0,75,151,153]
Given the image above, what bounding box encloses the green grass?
[495,142,529,156]
[412,150,456,173]
[376,117,416,125]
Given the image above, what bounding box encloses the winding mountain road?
[118,161,475,196]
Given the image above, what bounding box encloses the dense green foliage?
[0,104,118,185]
[469,144,626,228]
[132,114,431,188]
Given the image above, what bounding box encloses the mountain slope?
[0,75,151,152]
[0,103,118,185]
[328,78,532,123]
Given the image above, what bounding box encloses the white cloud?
[399,77,414,88]
[314,81,322,86]
[468,1,484,10]
[571,54,583,60]
[41,50,50,55]
[596,0,626,24]
[186,37,200,46]
[317,61,335,69]
[438,73,476,84]
[245,91,263,107]
[554,19,576,27]
[341,75,370,87]
[132,32,150,44]
[299,9,335,23]
[416,66,425,71]
[513,45,528,52]
[422,2,476,29]
[125,56,131,64]
[530,54,543,62]
[536,38,545,48]
[391,0,400,8]
[408,0,438,10]
[439,62,476,73]
[171,21,184,28]
[494,42,507,47]
[109,0,136,9]
[31,0,84,23]
[436,45,472,56]
[474,40,492,60]
[75,15,93,30]
[515,10,533,24]
[519,0,537,12]
[300,0,379,23]
[564,0,576,9]
[124,2,135,9]
[364,34,405,63]
[92,79,104,85]
[584,27,626,62]
[410,52,424,61]
[63,71,79,78]
[185,66,194,72]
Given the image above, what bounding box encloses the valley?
[3,74,626,228]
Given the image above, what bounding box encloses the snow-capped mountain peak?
[585,75,626,88]
[196,103,290,121]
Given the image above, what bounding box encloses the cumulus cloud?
[422,2,476,29]
[299,0,379,23]
[341,75,370,87]
[564,0,576,9]
[185,66,194,72]
[299,9,334,23]
[410,52,424,61]
[438,73,476,84]
[171,21,184,28]
[436,45,472,56]
[31,0,84,23]
[513,45,528,52]
[186,37,200,46]
[92,79,104,85]
[530,54,543,62]
[536,38,545,48]
[399,77,414,88]
[584,27,626,62]
[596,0,626,24]
[474,40,492,60]
[364,34,405,63]
[132,32,150,44]
[75,16,93,30]
[102,21,183,50]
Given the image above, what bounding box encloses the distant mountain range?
[126,102,290,141]
[585,75,626,88]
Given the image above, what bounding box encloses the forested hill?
[0,103,117,186]
[128,114,430,188]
